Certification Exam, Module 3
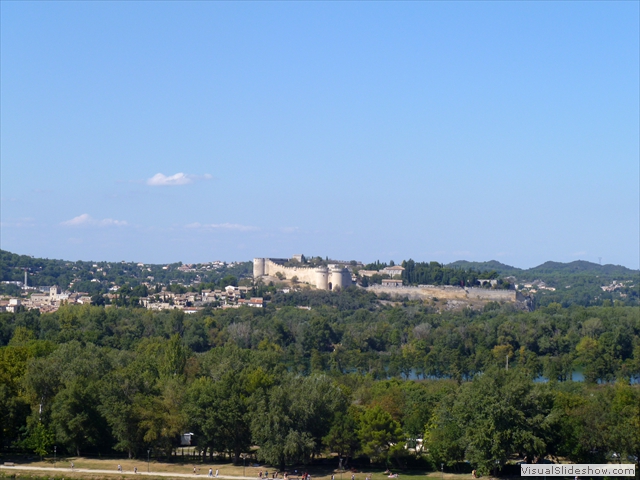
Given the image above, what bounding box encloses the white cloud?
[61,214,127,227]
[98,218,128,227]
[61,214,92,226]
[186,222,258,232]
[0,217,37,228]
[147,172,212,186]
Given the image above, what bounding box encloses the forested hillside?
[1,288,638,475]
[449,259,638,281]
[3,250,638,308]
[449,259,639,308]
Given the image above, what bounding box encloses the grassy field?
[0,456,477,480]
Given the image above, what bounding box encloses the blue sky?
[1,1,638,268]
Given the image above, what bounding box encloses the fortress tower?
[329,265,345,290]
[253,256,352,291]
[315,267,329,290]
[253,258,265,278]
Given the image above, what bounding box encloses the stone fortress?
[254,254,523,307]
[253,256,352,291]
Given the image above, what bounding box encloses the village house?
[380,265,405,277]
[237,297,264,308]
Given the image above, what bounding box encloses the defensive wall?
[253,258,352,291]
[365,284,518,302]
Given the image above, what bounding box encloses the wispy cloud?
[186,222,258,232]
[147,172,212,186]
[0,217,37,228]
[61,214,127,227]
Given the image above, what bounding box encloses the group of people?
[258,470,313,480]
[66,463,407,480]
[259,470,283,479]
[117,464,138,474]
[191,466,219,477]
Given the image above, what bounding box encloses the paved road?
[0,465,257,479]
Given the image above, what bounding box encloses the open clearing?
[0,458,477,480]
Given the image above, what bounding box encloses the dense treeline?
[1,289,639,475]
[400,260,500,287]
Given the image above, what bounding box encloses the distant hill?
[447,260,523,277]
[448,259,638,280]
[448,259,639,308]
[527,260,638,277]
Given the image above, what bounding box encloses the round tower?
[253,258,265,279]
[342,267,352,288]
[315,267,329,290]
[329,266,344,290]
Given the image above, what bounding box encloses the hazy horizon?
[3,247,638,273]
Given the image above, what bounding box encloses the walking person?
[209,468,213,477]
[216,469,219,477]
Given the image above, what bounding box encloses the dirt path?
[0,465,255,479]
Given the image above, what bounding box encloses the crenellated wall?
[263,259,316,284]
[254,258,351,290]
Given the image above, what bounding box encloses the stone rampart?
[264,259,317,284]
[465,287,517,301]
[256,258,352,290]
[365,284,517,302]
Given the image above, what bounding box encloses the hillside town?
[0,283,265,314]
[2,252,637,314]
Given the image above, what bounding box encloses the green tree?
[553,386,611,463]
[323,409,361,464]
[251,374,346,469]
[608,382,640,472]
[575,336,600,383]
[135,377,187,457]
[99,364,147,458]
[50,379,107,456]
[22,421,55,458]
[430,369,555,475]
[358,405,404,466]
[161,334,188,377]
